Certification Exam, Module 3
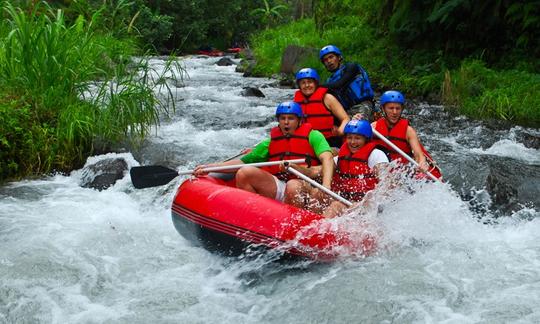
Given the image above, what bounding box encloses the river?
[1,56,539,323]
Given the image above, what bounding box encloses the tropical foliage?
[250,0,289,29]
[0,1,180,181]
[34,0,293,52]
[251,0,540,126]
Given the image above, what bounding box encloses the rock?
[443,154,539,215]
[242,68,254,77]
[278,74,295,88]
[215,57,236,66]
[236,59,256,76]
[515,130,540,150]
[241,87,265,98]
[240,48,255,60]
[280,45,317,74]
[80,158,128,191]
[485,158,538,213]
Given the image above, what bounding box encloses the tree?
[250,0,288,29]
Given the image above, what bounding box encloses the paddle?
[371,128,440,182]
[223,146,254,162]
[286,165,353,207]
[131,159,305,189]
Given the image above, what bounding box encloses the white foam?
[2,56,540,324]
[470,139,540,164]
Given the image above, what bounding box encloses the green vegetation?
[42,0,289,53]
[443,60,540,122]
[249,0,540,127]
[250,0,288,30]
[0,1,179,181]
[0,0,289,182]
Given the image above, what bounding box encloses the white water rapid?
[1,56,539,323]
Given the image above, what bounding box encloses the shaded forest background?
[28,0,540,65]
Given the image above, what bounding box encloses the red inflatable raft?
[196,50,225,57]
[171,175,377,261]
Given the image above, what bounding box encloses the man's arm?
[240,139,270,164]
[193,158,245,176]
[322,63,360,89]
[193,139,269,176]
[318,151,335,189]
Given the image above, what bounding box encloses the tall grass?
[442,60,540,125]
[250,19,322,76]
[0,1,181,180]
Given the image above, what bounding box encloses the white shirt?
[333,148,389,169]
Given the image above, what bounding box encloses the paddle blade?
[130,165,179,189]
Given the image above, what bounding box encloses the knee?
[324,201,346,218]
[284,180,307,206]
[235,166,258,186]
[285,179,302,195]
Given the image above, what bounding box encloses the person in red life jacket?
[293,68,350,148]
[193,102,334,203]
[371,90,441,178]
[286,120,389,217]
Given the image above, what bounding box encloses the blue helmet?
[380,90,405,106]
[344,120,372,139]
[295,68,320,83]
[275,101,303,118]
[319,45,342,61]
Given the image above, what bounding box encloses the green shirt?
[240,130,331,164]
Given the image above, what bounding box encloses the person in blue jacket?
[319,45,378,121]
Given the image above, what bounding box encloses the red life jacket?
[294,87,334,139]
[374,118,443,179]
[264,123,319,181]
[374,118,411,164]
[331,142,379,202]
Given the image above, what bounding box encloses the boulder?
[240,48,255,60]
[280,45,317,74]
[443,153,539,215]
[80,158,128,191]
[515,130,540,150]
[241,87,265,98]
[215,57,236,66]
[277,74,296,88]
[236,59,256,76]
[485,158,538,213]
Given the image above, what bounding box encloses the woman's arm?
[406,126,429,171]
[323,93,350,136]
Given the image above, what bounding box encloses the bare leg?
[323,200,348,218]
[235,166,277,199]
[285,180,334,214]
[284,179,309,208]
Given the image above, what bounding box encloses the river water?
[1,56,539,323]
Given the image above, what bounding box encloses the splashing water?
[1,56,539,323]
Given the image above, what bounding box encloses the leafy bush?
[0,1,180,181]
[443,60,540,125]
[251,19,322,76]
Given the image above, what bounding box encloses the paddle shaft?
[371,128,440,182]
[178,158,306,175]
[286,166,353,207]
